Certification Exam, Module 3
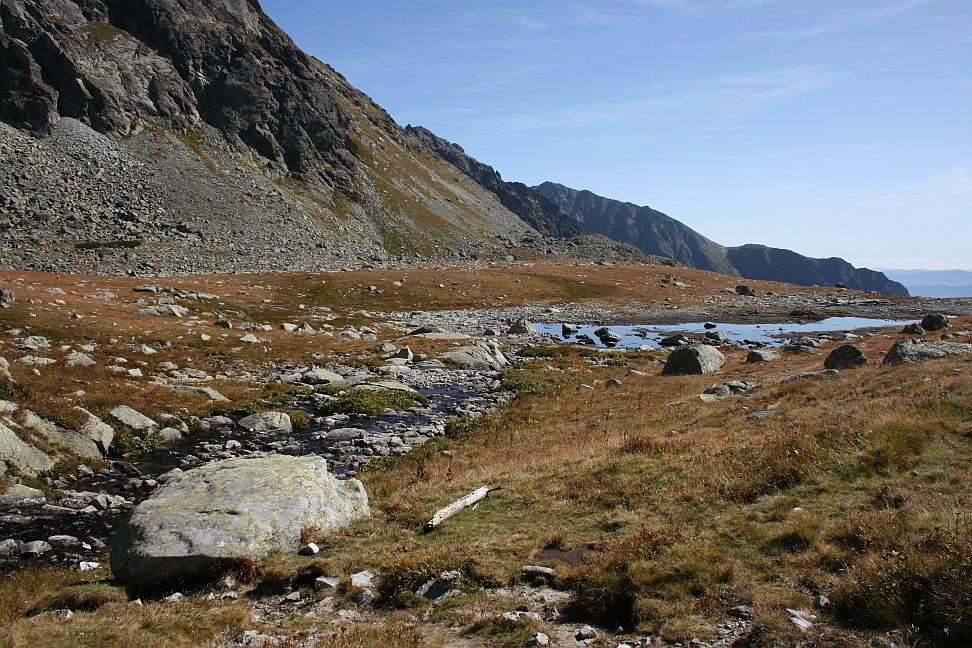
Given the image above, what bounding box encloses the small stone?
[78,561,101,571]
[282,590,301,602]
[355,587,375,606]
[30,609,73,622]
[350,569,375,588]
[314,575,341,590]
[528,632,550,646]
[576,624,598,640]
[299,543,320,556]
[162,592,184,604]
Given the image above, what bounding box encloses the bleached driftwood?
[424,485,498,532]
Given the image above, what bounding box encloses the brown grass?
[0,267,968,645]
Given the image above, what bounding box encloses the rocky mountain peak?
[1,0,359,191]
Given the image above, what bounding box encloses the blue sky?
[260,0,971,270]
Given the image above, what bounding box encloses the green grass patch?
[318,389,429,417]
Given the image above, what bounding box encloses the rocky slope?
[0,0,594,274]
[535,182,909,296]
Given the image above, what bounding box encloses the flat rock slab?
[883,338,972,365]
[110,453,369,592]
[662,345,725,376]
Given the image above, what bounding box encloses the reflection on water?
[535,317,908,349]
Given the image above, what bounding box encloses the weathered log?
[424,485,498,532]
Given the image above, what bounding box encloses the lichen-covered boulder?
[883,338,972,365]
[110,453,369,593]
[0,422,54,477]
[662,344,725,376]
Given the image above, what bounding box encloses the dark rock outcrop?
[824,345,868,369]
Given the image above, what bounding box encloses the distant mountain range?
[534,183,907,295]
[878,270,972,298]
[0,0,909,294]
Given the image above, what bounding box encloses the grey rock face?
[78,410,115,454]
[920,313,949,331]
[661,345,725,376]
[0,288,14,304]
[883,338,972,365]
[824,345,868,370]
[110,453,369,592]
[902,323,925,335]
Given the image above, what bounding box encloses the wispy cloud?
[750,0,940,39]
[632,0,785,15]
[473,67,844,133]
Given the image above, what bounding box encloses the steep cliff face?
[0,0,355,190]
[536,182,737,276]
[405,126,584,238]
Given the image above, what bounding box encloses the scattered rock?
[440,341,509,370]
[237,411,292,434]
[109,406,159,435]
[735,285,757,297]
[901,323,925,335]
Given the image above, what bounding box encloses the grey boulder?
[507,318,536,335]
[662,345,725,376]
[110,453,369,592]
[440,341,509,371]
[883,338,972,365]
[238,411,292,434]
[109,406,159,435]
[747,349,779,363]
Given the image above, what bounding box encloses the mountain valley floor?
[2,260,972,648]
